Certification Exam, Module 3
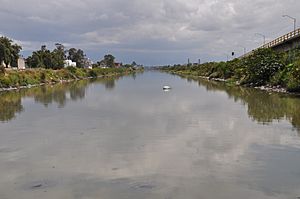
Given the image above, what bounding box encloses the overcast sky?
[0,0,299,65]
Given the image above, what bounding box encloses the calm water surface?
[0,72,300,199]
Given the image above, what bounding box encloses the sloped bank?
[161,48,300,94]
[168,71,292,94]
[0,67,140,92]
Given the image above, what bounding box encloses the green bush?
[88,70,98,78]
[0,76,11,88]
[0,67,135,89]
[242,48,284,86]
[162,47,300,92]
[40,71,46,83]
[286,61,300,92]
[75,68,87,78]
[66,66,77,74]
[9,73,20,87]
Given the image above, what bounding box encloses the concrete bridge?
[241,28,300,58]
[262,28,300,52]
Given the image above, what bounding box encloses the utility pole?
[255,33,266,46]
[237,46,246,56]
[224,54,229,62]
[243,47,246,56]
[283,15,297,32]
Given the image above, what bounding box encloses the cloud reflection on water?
[0,72,300,199]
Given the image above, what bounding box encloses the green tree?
[103,54,115,68]
[0,43,5,66]
[132,61,137,66]
[50,43,65,69]
[0,36,22,68]
[67,48,85,68]
[26,45,52,68]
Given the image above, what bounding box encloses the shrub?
[286,61,300,92]
[40,72,46,83]
[66,66,77,74]
[0,76,11,88]
[74,68,87,78]
[242,48,284,86]
[88,70,97,78]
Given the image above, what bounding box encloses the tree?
[51,45,65,69]
[10,44,22,67]
[103,54,115,68]
[0,43,5,66]
[68,48,77,60]
[27,44,65,69]
[132,61,137,66]
[26,45,52,68]
[123,64,132,68]
[0,36,22,68]
[41,45,47,52]
[0,37,13,67]
[67,48,85,68]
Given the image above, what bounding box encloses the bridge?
[261,28,300,51]
[242,28,300,57]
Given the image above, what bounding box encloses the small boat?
[163,86,171,90]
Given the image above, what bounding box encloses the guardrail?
[239,28,300,59]
[261,28,300,49]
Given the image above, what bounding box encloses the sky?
[0,0,299,66]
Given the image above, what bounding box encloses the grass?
[0,67,136,89]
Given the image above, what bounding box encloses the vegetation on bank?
[162,48,300,92]
[0,67,136,89]
[0,36,143,89]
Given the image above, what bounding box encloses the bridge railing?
[239,28,300,59]
[261,28,300,49]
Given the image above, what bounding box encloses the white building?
[18,58,26,70]
[83,58,93,69]
[64,60,77,68]
[1,58,25,69]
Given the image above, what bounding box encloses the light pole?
[282,15,297,32]
[237,46,246,56]
[255,33,266,45]
[242,47,246,56]
[224,54,229,62]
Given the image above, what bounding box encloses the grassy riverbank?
[162,48,300,92]
[0,67,139,89]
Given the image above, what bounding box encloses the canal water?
[0,71,300,199]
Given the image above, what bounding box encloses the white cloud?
[0,0,299,64]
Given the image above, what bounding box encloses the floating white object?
[163,86,171,90]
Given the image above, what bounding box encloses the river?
[0,71,300,199]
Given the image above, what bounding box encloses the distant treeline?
[161,48,300,92]
[0,36,141,69]
[0,36,143,88]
